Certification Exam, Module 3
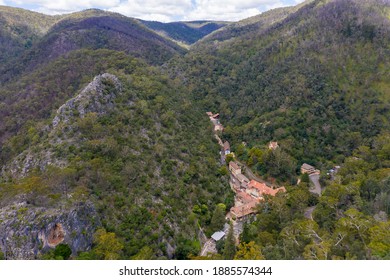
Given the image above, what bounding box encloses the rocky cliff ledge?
[1,73,122,179]
[52,73,122,128]
[0,202,100,259]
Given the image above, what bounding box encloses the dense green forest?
[168,0,390,259]
[0,0,389,260]
[173,0,390,167]
[0,50,230,259]
[0,7,230,259]
[140,20,228,47]
[232,137,390,260]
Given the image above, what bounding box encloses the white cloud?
[109,0,192,22]
[184,0,285,21]
[4,0,304,21]
[8,0,121,13]
[265,1,289,11]
[0,0,5,5]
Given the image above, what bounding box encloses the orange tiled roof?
[231,200,258,218]
[236,191,256,204]
[248,180,285,196]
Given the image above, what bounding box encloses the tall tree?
[210,204,226,233]
[93,228,124,260]
[368,221,390,259]
[223,223,236,260]
[234,241,265,260]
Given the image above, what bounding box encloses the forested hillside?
[174,0,390,168]
[168,0,390,259]
[0,51,229,259]
[141,20,229,46]
[0,0,389,260]
[0,7,229,260]
[0,6,58,67]
[0,9,187,86]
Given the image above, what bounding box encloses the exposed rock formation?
[1,73,122,179]
[52,73,122,128]
[0,202,100,259]
[46,223,65,247]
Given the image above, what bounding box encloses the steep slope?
[140,20,229,46]
[0,8,186,157]
[175,0,390,165]
[0,59,229,259]
[166,0,390,260]
[197,2,308,45]
[0,6,59,66]
[0,50,131,158]
[0,8,186,84]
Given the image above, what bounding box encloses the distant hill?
[0,6,59,66]
[176,0,390,164]
[0,8,187,84]
[0,0,389,261]
[0,8,230,260]
[140,20,229,46]
[0,54,228,260]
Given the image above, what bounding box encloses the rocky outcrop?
[52,73,122,128]
[1,73,122,179]
[2,150,67,179]
[0,202,100,259]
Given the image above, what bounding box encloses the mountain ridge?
[0,0,389,260]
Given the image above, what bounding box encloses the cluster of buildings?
[206,111,286,221]
[228,161,286,220]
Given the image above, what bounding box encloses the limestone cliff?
[0,74,118,259]
[1,73,122,179]
[0,202,100,259]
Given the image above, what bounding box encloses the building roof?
[229,161,240,171]
[248,180,285,196]
[236,191,255,204]
[301,163,315,170]
[211,231,225,241]
[223,141,230,151]
[276,186,286,193]
[230,200,258,218]
[214,124,224,131]
[206,112,213,116]
[236,173,249,183]
[269,141,279,150]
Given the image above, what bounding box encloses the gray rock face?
[53,73,122,128]
[0,202,100,259]
[1,73,122,179]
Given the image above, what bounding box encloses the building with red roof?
[230,200,258,220]
[247,180,286,198]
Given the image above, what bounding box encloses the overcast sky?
[0,0,305,22]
